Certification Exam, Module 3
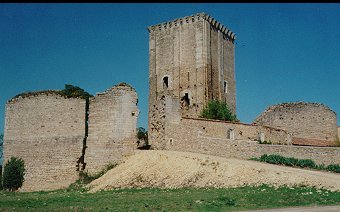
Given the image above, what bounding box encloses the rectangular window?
[224,81,228,93]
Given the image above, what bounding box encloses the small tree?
[2,157,25,191]
[200,100,238,122]
[136,127,149,149]
[57,84,93,100]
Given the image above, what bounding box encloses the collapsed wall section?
[85,83,139,174]
[254,102,338,146]
[163,117,340,165]
[3,93,86,191]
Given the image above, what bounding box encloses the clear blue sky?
[0,3,339,134]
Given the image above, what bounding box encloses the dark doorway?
[163,77,169,88]
[181,93,190,106]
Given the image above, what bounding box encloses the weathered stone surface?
[85,83,139,174]
[148,13,236,147]
[4,93,86,191]
[254,102,338,145]
[3,83,139,191]
[164,118,340,166]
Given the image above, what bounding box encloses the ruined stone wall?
[148,13,236,145]
[3,93,86,191]
[85,83,139,174]
[164,118,340,165]
[164,117,291,147]
[254,102,338,146]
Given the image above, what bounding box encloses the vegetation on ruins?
[200,100,238,122]
[1,185,340,210]
[2,157,25,191]
[257,140,272,144]
[252,154,340,173]
[10,84,93,101]
[57,84,93,100]
[136,127,150,149]
[68,163,118,191]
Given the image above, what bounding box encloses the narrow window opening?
[187,72,190,82]
[224,81,228,93]
[163,77,169,89]
[227,129,235,140]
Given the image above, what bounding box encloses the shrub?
[326,164,340,173]
[259,154,316,169]
[296,159,317,169]
[70,162,118,190]
[57,84,93,100]
[200,100,238,122]
[258,140,272,145]
[2,157,25,191]
[136,127,150,149]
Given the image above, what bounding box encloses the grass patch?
[67,163,119,192]
[251,154,340,173]
[0,185,339,211]
[258,140,272,145]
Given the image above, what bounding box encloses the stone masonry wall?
[85,83,139,174]
[3,93,86,191]
[164,118,340,165]
[254,102,338,146]
[148,13,236,146]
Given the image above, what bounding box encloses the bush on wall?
[200,100,238,122]
[57,84,93,100]
[2,157,25,191]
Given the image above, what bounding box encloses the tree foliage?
[200,100,238,122]
[136,127,149,149]
[2,157,25,191]
[57,84,93,100]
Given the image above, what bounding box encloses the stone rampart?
[85,83,139,173]
[3,83,140,191]
[254,102,338,146]
[4,93,86,191]
[163,117,340,165]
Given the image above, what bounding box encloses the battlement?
[147,12,236,41]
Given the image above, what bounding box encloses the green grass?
[1,185,340,211]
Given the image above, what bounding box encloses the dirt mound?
[88,150,340,192]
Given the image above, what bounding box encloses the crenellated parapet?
[147,12,236,41]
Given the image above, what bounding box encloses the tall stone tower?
[148,12,237,148]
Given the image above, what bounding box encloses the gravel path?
[88,150,340,192]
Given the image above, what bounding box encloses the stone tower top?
[147,12,237,42]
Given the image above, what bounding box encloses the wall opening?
[163,76,169,89]
[181,93,190,106]
[227,129,235,140]
[258,132,265,142]
[224,81,228,93]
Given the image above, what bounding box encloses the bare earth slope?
[89,150,340,192]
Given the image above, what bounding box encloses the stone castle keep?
[3,13,340,192]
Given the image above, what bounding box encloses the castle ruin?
[3,83,139,191]
[2,12,340,192]
[147,13,340,165]
[148,13,236,148]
